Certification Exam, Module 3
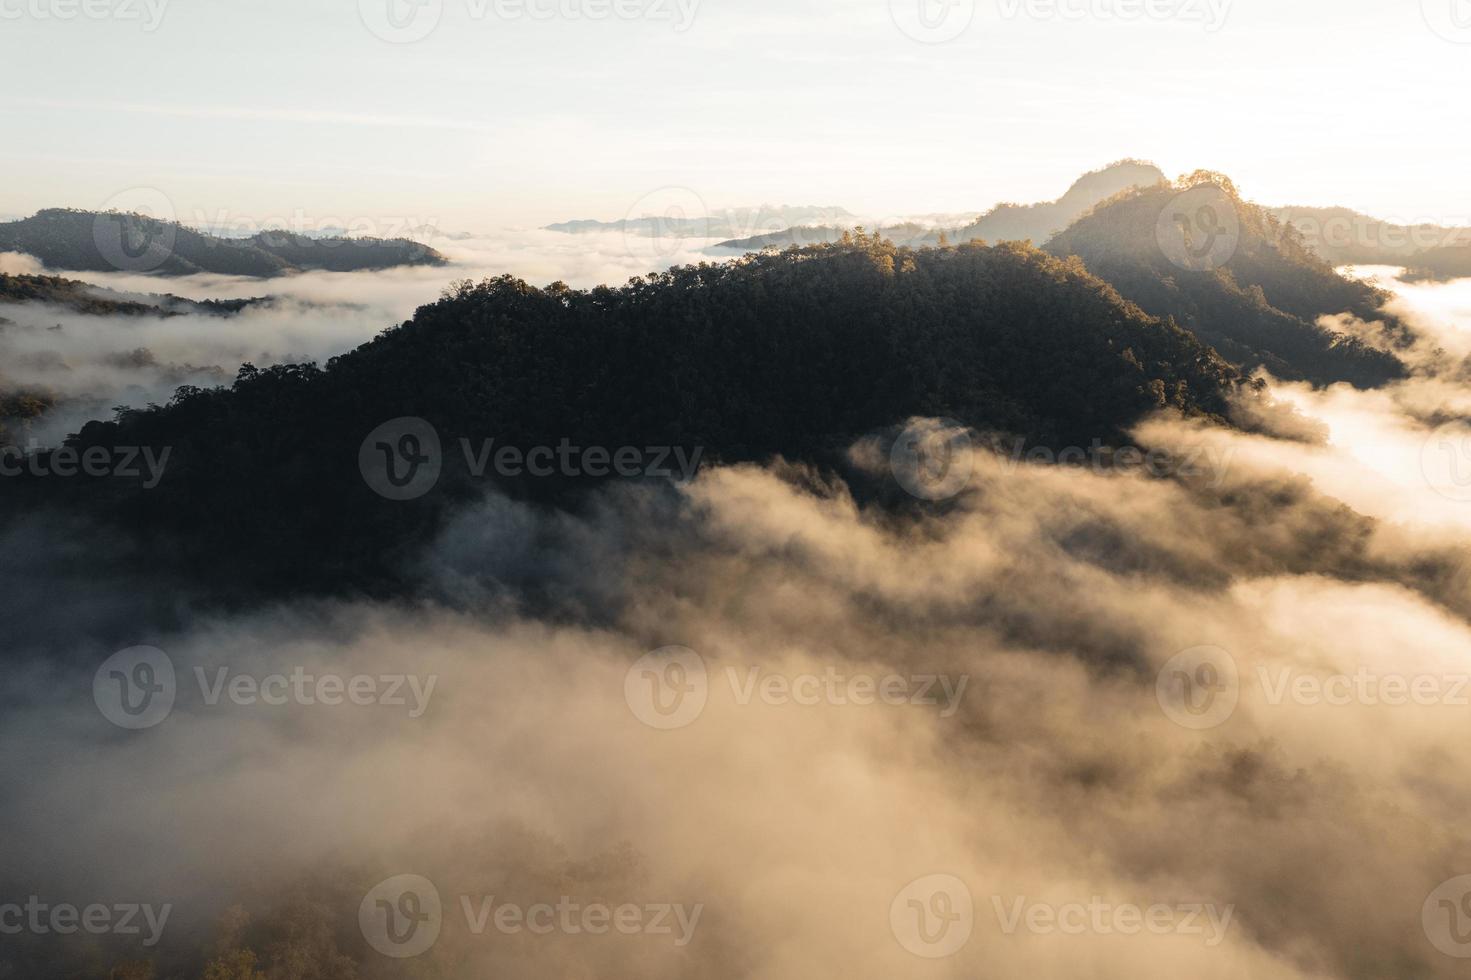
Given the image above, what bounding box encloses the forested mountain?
[1044,174,1410,387]
[0,386,53,446]
[0,272,263,316]
[1270,205,1471,266]
[715,160,1166,251]
[3,236,1244,600]
[1402,243,1471,282]
[0,208,448,277]
[545,205,853,238]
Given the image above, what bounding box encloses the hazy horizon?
[10,3,1471,978]
[4,0,1471,229]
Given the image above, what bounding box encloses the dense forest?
[0,272,263,316]
[1045,174,1410,387]
[2,235,1246,601]
[1402,243,1471,282]
[0,209,448,277]
[0,385,53,446]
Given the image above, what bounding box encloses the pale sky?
[2,0,1469,229]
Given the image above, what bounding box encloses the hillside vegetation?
[0,208,448,277]
[6,236,1245,598]
[1402,243,1471,282]
[0,272,262,316]
[1045,173,1410,387]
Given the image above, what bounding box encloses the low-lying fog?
[0,228,743,446]
[5,248,1471,978]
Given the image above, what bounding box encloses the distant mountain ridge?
[545,204,854,239]
[1044,173,1410,388]
[6,235,1246,599]
[1270,205,1471,266]
[0,208,449,277]
[1401,243,1471,282]
[0,272,265,317]
[715,160,1167,251]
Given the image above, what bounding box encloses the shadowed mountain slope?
[4,236,1245,600]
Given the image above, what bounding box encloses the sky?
[2,0,1470,230]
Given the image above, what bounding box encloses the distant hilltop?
[545,204,855,240]
[714,160,1168,251]
[1270,205,1471,270]
[0,208,450,277]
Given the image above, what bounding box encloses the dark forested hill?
[4,236,1245,599]
[0,272,264,316]
[1045,174,1410,387]
[1402,243,1471,282]
[0,208,449,277]
[716,160,1166,251]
